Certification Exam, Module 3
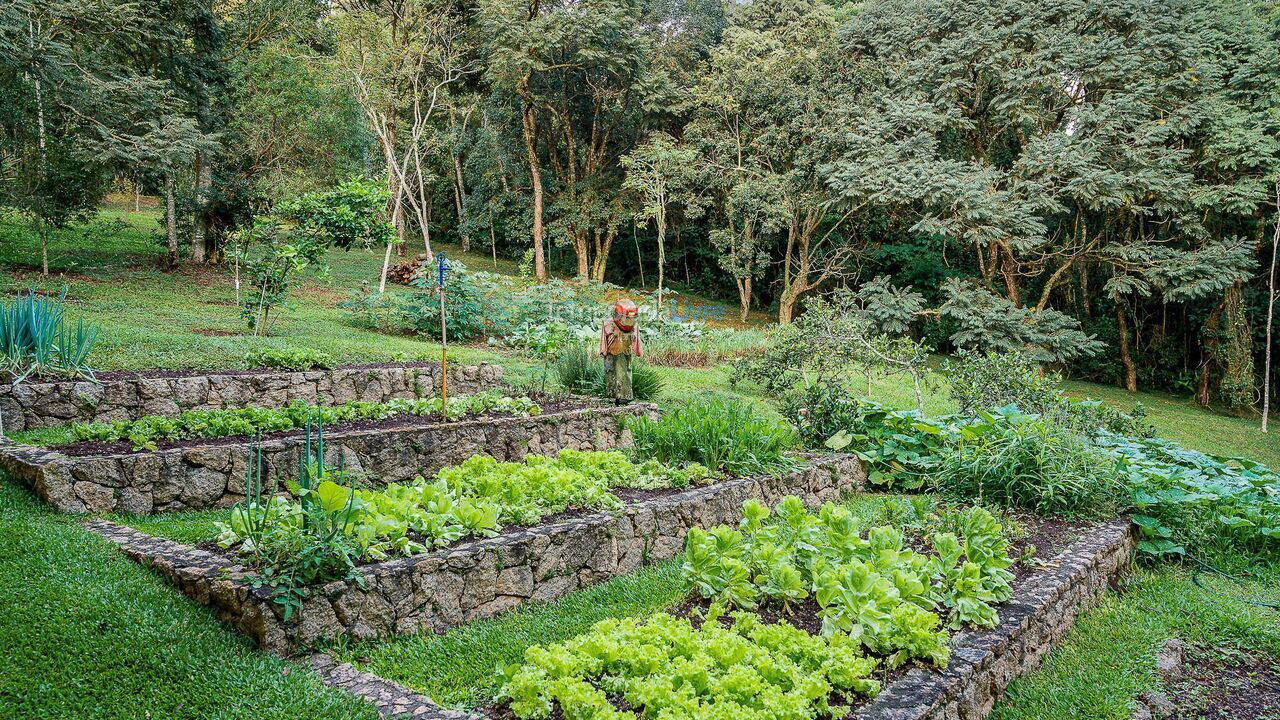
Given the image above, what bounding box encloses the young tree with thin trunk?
[622,133,698,307]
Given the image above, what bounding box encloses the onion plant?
[0,287,99,381]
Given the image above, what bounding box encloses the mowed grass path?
[0,208,1276,719]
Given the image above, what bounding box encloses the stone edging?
[309,655,474,720]
[853,518,1136,720]
[2,403,653,513]
[311,517,1136,720]
[0,362,502,432]
[84,455,866,654]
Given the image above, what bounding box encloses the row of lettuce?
[498,497,1017,720]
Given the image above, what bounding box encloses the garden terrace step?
[83,454,867,654]
[1,402,655,513]
[0,361,501,432]
[853,519,1136,720]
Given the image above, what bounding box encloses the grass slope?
[0,480,378,720]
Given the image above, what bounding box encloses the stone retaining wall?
[4,403,653,513]
[86,455,866,654]
[0,362,502,432]
[301,517,1137,720]
[854,519,1136,720]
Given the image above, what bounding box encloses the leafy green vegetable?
[64,390,541,451]
[494,609,880,720]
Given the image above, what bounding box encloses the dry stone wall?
[853,519,1136,720]
[86,455,867,654]
[2,403,654,513]
[0,363,502,432]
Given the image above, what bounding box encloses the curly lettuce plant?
[494,607,879,720]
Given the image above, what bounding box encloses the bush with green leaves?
[244,347,335,371]
[397,258,494,342]
[0,286,99,381]
[629,394,799,476]
[682,498,1015,669]
[218,449,712,565]
[66,391,540,451]
[932,406,1122,519]
[494,607,880,720]
[943,350,1155,438]
[554,344,665,401]
[819,397,957,490]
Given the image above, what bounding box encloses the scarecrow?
[599,299,643,402]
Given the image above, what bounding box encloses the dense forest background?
[2,0,1279,413]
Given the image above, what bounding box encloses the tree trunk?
[737,277,752,323]
[517,80,546,280]
[572,229,589,280]
[452,153,469,252]
[591,226,615,283]
[164,172,180,268]
[191,150,211,263]
[37,219,48,276]
[1264,184,1278,432]
[1114,295,1137,392]
[489,205,498,269]
[1196,301,1224,408]
[655,210,667,310]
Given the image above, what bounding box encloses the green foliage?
[494,609,880,720]
[232,177,392,335]
[554,344,665,401]
[816,396,954,490]
[0,286,99,381]
[1095,431,1280,557]
[681,497,1017,667]
[243,347,336,371]
[398,258,491,342]
[217,449,710,564]
[938,281,1105,365]
[934,407,1123,519]
[65,391,540,451]
[944,351,1155,438]
[629,394,799,476]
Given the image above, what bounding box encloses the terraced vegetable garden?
[8,355,1274,720]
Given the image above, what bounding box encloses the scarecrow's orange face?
[614,300,638,331]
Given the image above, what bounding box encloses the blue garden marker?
[438,253,448,418]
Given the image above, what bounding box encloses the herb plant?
[629,394,799,476]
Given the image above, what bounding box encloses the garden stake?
[438,252,448,419]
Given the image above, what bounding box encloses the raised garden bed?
[84,454,866,653]
[312,515,1137,720]
[0,361,502,432]
[2,402,655,513]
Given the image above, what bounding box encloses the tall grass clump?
[629,394,799,476]
[933,407,1122,519]
[0,287,100,381]
[555,344,664,401]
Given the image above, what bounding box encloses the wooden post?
[439,253,448,419]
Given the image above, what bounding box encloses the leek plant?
[0,287,99,381]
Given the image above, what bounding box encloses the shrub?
[933,407,1122,519]
[554,344,665,401]
[244,347,335,371]
[0,287,99,381]
[944,351,1155,437]
[629,394,799,476]
[398,258,493,341]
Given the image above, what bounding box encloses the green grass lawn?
[1,207,1278,720]
[0,480,380,720]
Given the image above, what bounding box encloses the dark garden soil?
[1161,646,1280,720]
[90,360,448,382]
[53,395,595,457]
[482,508,1093,720]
